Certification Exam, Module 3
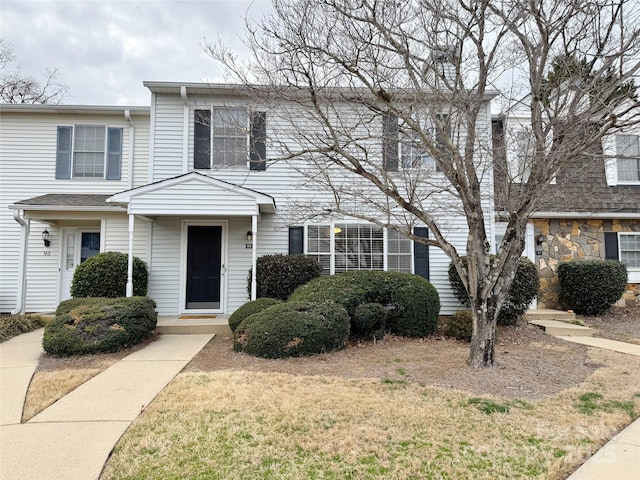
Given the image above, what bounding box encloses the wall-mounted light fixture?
[42,229,51,247]
[246,231,253,242]
[536,234,545,245]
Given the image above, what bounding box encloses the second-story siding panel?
[152,94,186,181]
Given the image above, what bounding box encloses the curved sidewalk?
[0,331,213,480]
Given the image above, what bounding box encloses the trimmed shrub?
[448,256,539,325]
[43,297,157,356]
[289,271,440,337]
[352,303,387,340]
[233,301,350,358]
[558,260,627,316]
[0,315,46,343]
[444,310,473,342]
[71,251,148,298]
[228,298,283,333]
[248,254,322,301]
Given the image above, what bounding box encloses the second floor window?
[194,107,266,170]
[55,125,122,180]
[616,134,640,183]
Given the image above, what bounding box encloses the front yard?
[98,318,640,480]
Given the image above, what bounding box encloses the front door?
[186,226,222,309]
[60,229,101,302]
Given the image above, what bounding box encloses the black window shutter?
[194,109,211,169]
[106,127,123,180]
[382,112,398,172]
[55,126,72,179]
[289,226,304,254]
[604,232,619,260]
[414,227,429,279]
[250,111,267,171]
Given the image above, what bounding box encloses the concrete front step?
[525,309,577,322]
[528,319,594,337]
[156,316,231,336]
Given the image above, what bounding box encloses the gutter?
[11,210,30,315]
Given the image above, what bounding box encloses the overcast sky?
[1,0,271,106]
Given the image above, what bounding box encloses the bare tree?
[208,0,640,367]
[0,38,68,104]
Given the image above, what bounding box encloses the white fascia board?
[530,211,640,219]
[8,204,125,212]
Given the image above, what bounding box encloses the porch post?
[126,213,135,297]
[251,214,258,300]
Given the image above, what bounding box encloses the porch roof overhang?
[9,194,126,214]
[106,172,277,216]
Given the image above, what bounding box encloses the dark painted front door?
[186,226,222,309]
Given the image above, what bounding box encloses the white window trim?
[70,123,109,179]
[604,133,640,186]
[199,105,250,169]
[618,232,640,283]
[303,222,413,275]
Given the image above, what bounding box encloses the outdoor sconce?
[535,233,544,256]
[42,229,51,247]
[246,231,253,242]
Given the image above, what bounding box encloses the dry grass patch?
[102,336,640,480]
[580,304,640,345]
[22,334,159,421]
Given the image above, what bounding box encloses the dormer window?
[616,134,640,183]
[194,107,266,171]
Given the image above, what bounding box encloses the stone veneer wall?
[533,218,640,309]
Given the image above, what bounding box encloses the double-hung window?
[55,125,123,180]
[513,128,534,183]
[616,134,640,183]
[291,223,427,278]
[383,112,447,172]
[194,107,267,170]
[605,231,640,282]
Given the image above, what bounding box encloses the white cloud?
[1,0,271,105]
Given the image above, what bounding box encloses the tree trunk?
[469,301,498,367]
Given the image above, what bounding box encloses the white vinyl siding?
[0,109,148,313]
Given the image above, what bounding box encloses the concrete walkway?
[0,331,213,480]
[555,335,640,479]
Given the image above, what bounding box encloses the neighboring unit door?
[186,226,222,309]
[60,229,101,302]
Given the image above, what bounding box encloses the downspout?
[251,215,258,300]
[124,109,135,190]
[12,210,30,315]
[181,86,189,173]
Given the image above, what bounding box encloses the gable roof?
[107,172,277,216]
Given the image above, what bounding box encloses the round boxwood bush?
[289,271,440,337]
[43,296,157,356]
[444,310,473,342]
[248,254,322,301]
[71,251,148,298]
[352,303,387,340]
[448,256,539,325]
[233,301,350,358]
[228,297,282,333]
[558,260,627,315]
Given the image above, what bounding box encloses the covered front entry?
[186,225,222,309]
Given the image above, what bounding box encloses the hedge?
[43,296,157,355]
[558,260,627,315]
[448,256,539,325]
[289,271,440,337]
[248,254,322,301]
[228,297,283,333]
[233,301,350,358]
[71,251,148,298]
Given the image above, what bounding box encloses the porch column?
[126,213,135,297]
[251,215,258,300]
